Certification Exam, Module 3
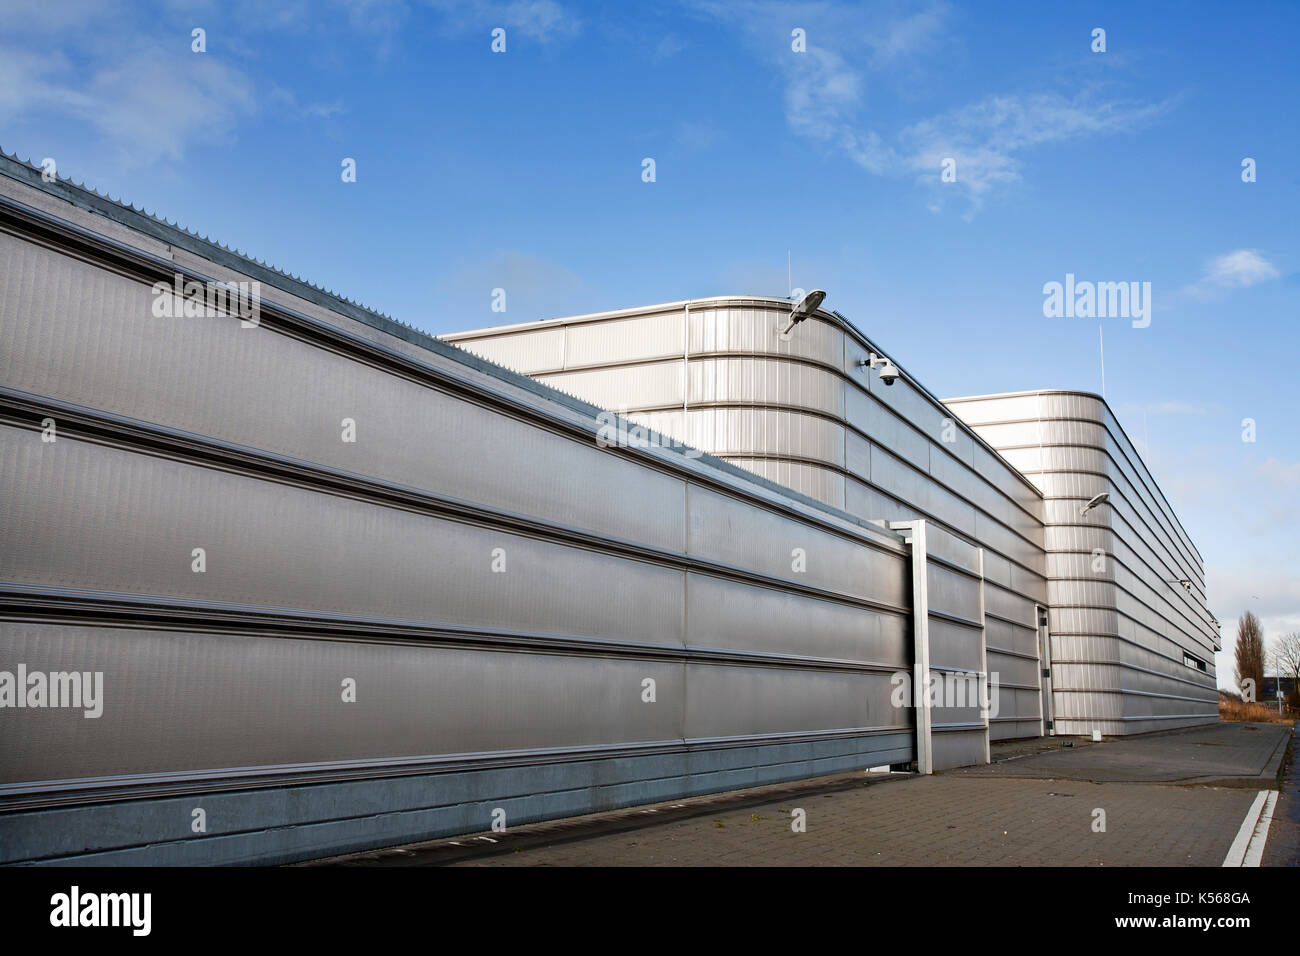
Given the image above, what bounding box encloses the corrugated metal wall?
[0,169,961,865]
[946,391,1220,735]
[447,301,1049,742]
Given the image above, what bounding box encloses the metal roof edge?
[0,149,414,340]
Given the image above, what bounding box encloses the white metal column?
[975,548,991,763]
[890,519,932,775]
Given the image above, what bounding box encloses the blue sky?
[2,0,1297,686]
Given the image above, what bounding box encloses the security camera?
[857,351,901,386]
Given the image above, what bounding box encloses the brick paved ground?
[1262,725,1298,866]
[307,722,1293,867]
[441,775,1255,867]
[959,721,1291,787]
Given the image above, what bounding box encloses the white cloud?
[1178,249,1281,300]
[691,1,1166,215]
[0,40,257,167]
[423,0,581,42]
[1204,249,1279,288]
[902,93,1170,212]
[0,0,123,32]
[270,87,346,120]
[1260,458,1300,488]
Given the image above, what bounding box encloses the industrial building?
[447,305,1223,740]
[0,154,1219,865]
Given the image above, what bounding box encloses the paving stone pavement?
[957,721,1291,787]
[441,775,1257,867]
[308,722,1293,867]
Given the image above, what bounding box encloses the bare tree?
[1234,611,1265,699]
[1270,631,1300,710]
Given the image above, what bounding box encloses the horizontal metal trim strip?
[927,608,984,630]
[984,644,1041,663]
[1054,712,1219,723]
[1049,651,1217,692]
[0,391,912,620]
[989,715,1042,724]
[982,577,1047,600]
[991,681,1043,691]
[982,609,1037,631]
[931,722,987,733]
[0,725,914,812]
[920,551,984,581]
[0,585,908,674]
[1052,686,1220,704]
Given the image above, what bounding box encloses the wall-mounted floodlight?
[1079,491,1110,518]
[856,351,901,386]
[780,288,826,335]
[1168,579,1192,592]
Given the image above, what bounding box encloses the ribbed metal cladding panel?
[724,457,846,510]
[844,385,932,472]
[538,362,686,411]
[686,407,846,469]
[446,325,566,374]
[566,310,685,367]
[688,357,846,419]
[689,303,845,362]
[0,622,690,783]
[686,573,908,663]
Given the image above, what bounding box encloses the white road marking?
[1222,790,1268,867]
[1242,790,1279,867]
